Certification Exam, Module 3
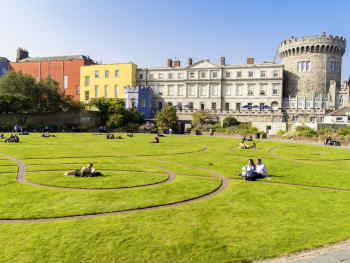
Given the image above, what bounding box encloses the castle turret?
[278,33,346,100]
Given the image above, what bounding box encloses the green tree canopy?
[156,105,178,131]
[0,71,82,113]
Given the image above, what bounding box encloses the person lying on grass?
[64,162,102,177]
[4,134,19,143]
[239,142,256,149]
[42,132,56,138]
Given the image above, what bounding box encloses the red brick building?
[9,49,95,100]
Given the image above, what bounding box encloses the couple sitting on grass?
[4,134,20,143]
[238,158,268,181]
[64,163,102,177]
[106,134,122,140]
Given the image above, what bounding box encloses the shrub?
[317,128,333,136]
[277,130,286,136]
[222,116,239,128]
[295,125,317,137]
[336,127,350,136]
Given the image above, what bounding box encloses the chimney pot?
[247,57,254,64]
[188,57,193,65]
[220,56,225,65]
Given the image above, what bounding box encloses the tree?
[0,94,31,113]
[156,105,178,131]
[89,98,125,124]
[223,116,240,128]
[0,71,81,113]
[192,111,210,127]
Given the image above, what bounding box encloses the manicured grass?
[1,133,350,262]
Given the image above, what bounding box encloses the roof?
[19,55,93,63]
[329,106,350,116]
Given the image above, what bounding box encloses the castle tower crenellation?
[278,33,346,99]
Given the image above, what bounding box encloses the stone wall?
[0,111,99,130]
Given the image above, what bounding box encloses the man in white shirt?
[255,158,268,178]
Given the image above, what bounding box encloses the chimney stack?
[168,58,173,67]
[188,57,193,65]
[174,60,180,67]
[16,48,29,62]
[220,56,225,65]
[247,57,254,64]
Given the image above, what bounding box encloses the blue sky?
[0,0,349,80]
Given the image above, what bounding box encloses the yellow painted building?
[80,63,137,102]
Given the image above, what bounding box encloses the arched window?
[271,101,279,110]
[200,102,205,111]
[188,102,194,110]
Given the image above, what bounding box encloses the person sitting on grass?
[106,133,115,139]
[238,159,256,178]
[255,158,268,178]
[64,163,102,177]
[4,134,19,143]
[0,134,4,139]
[127,133,133,137]
[151,136,159,143]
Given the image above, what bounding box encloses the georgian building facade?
[137,58,283,115]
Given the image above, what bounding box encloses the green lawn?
[1,133,350,262]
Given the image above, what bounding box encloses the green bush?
[222,116,239,128]
[317,128,333,136]
[277,130,286,136]
[336,127,350,136]
[295,125,317,137]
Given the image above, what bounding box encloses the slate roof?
[19,55,93,63]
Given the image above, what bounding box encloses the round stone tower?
[278,32,346,98]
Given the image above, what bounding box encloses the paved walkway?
[256,239,350,263]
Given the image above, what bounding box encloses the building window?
[158,102,163,111]
[259,85,266,96]
[168,85,175,96]
[64,76,68,89]
[95,70,99,78]
[235,84,243,96]
[330,61,339,73]
[199,85,207,96]
[188,85,196,96]
[248,71,254,78]
[189,72,195,79]
[114,85,119,98]
[104,85,109,98]
[272,85,279,96]
[168,102,173,106]
[105,70,109,78]
[273,70,279,77]
[76,86,80,95]
[211,102,216,110]
[225,85,231,96]
[248,103,253,110]
[85,76,90,86]
[212,71,218,78]
[200,71,206,78]
[149,73,154,80]
[211,85,218,96]
[225,71,231,78]
[95,85,99,97]
[158,73,163,79]
[178,72,183,79]
[225,103,230,111]
[260,103,264,110]
[247,85,254,96]
[177,85,184,96]
[85,91,89,101]
[297,61,311,72]
[168,73,173,79]
[260,71,266,78]
[139,73,143,79]
[177,102,182,111]
[236,71,242,78]
[115,70,119,77]
[236,103,241,111]
[188,102,194,110]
